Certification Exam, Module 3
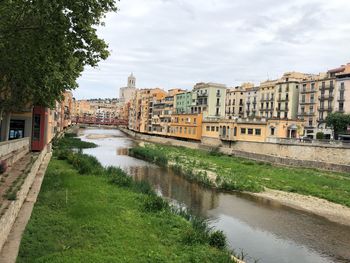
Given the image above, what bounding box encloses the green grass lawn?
[131,144,350,207]
[17,158,231,263]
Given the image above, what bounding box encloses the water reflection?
[80,128,350,263]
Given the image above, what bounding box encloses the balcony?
[317,105,332,112]
[320,84,334,91]
[298,111,315,117]
[277,97,289,102]
[318,94,334,101]
[197,93,208,98]
[337,96,345,102]
[300,100,315,105]
[276,107,289,112]
[300,89,316,94]
[261,98,274,102]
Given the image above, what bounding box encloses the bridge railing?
[74,116,128,126]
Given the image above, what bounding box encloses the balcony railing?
[276,107,289,112]
[317,105,332,112]
[337,96,345,102]
[298,111,315,116]
[300,89,316,94]
[318,94,334,100]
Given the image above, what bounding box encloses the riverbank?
[129,142,350,226]
[17,136,234,262]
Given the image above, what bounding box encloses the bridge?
[74,116,128,126]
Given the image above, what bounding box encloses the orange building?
[168,113,203,140]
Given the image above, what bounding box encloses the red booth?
[31,106,47,151]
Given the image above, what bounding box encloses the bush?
[316,132,325,140]
[0,160,8,174]
[108,167,133,187]
[129,146,168,167]
[143,195,169,212]
[209,230,227,250]
[181,228,208,245]
[133,180,155,195]
[209,147,223,156]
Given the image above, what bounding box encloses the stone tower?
[128,73,136,89]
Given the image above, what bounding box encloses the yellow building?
[202,118,304,145]
[168,113,203,140]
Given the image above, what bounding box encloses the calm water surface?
[80,128,350,263]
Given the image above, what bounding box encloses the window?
[241,128,246,134]
[255,129,261,135]
[206,126,210,132]
[216,126,219,132]
[194,118,197,124]
[248,128,253,135]
[211,126,215,132]
[271,127,275,136]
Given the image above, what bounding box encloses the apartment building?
[274,72,307,120]
[191,82,227,119]
[259,80,276,119]
[225,86,246,119]
[335,63,350,114]
[175,91,193,114]
[245,86,260,118]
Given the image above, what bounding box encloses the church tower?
[127,73,136,89]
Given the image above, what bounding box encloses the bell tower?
[128,73,136,89]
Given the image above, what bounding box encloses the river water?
[79,128,350,263]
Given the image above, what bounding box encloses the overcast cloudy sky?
[74,0,350,99]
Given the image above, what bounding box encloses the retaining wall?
[0,138,30,167]
[120,128,350,173]
[0,146,49,252]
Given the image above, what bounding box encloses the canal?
[79,128,350,263]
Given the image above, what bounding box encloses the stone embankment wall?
[0,146,49,252]
[0,138,30,167]
[120,128,350,173]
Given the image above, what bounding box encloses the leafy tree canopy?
[326,112,350,135]
[0,0,118,112]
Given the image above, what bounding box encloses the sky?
[74,0,350,99]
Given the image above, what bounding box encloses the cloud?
[74,0,350,99]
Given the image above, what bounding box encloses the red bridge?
[74,116,128,126]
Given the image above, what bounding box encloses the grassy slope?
[17,159,231,263]
[132,144,350,207]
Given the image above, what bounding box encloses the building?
[274,72,308,120]
[119,73,136,103]
[175,91,193,114]
[244,85,260,118]
[202,118,305,146]
[335,63,350,115]
[168,113,203,140]
[191,82,227,119]
[259,80,276,119]
[225,86,246,119]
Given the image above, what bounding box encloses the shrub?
[143,195,169,212]
[209,147,223,156]
[209,230,227,250]
[108,167,133,187]
[181,228,207,245]
[0,160,8,174]
[133,180,155,195]
[316,132,325,140]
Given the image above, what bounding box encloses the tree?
[0,0,118,116]
[325,112,350,139]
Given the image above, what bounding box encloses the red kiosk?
[31,106,47,151]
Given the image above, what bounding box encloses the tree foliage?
[0,0,118,112]
[326,112,350,136]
